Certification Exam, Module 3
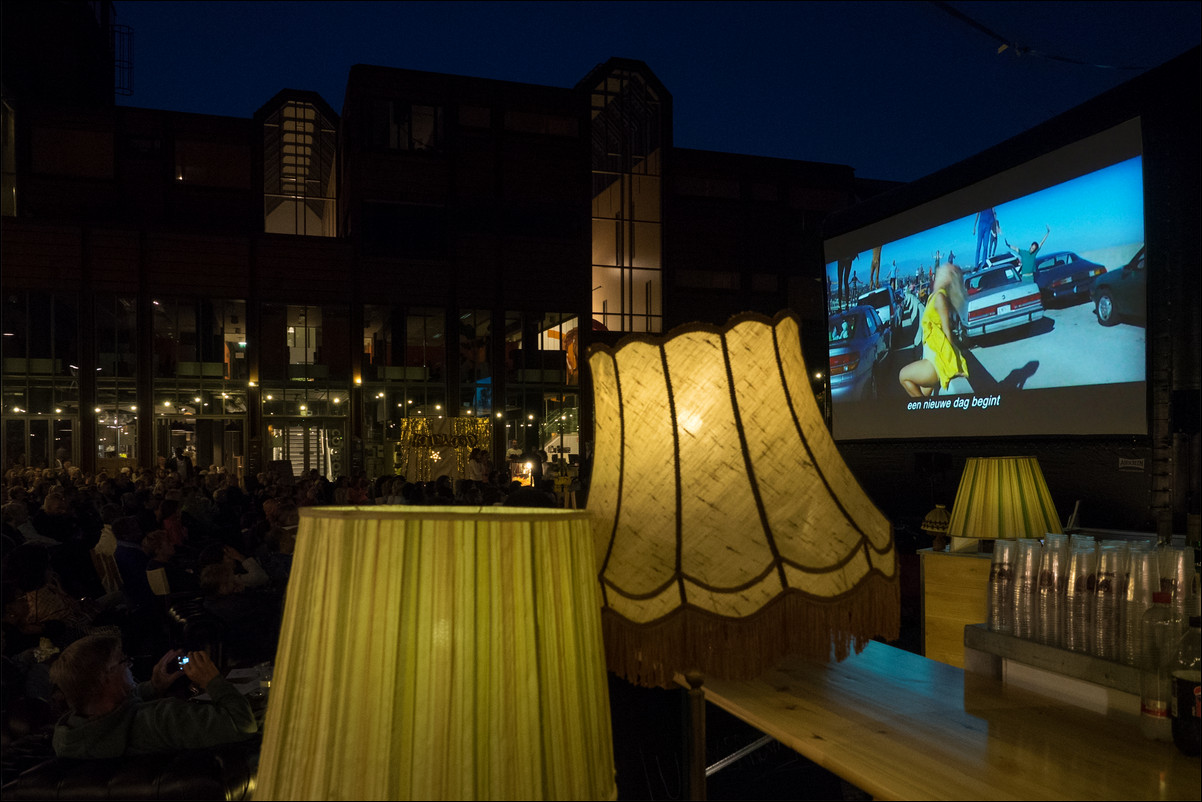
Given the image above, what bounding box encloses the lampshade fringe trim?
[602,573,900,688]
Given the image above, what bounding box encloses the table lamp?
[586,311,899,795]
[255,506,616,800]
[946,456,1062,552]
[922,504,951,551]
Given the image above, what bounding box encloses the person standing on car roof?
[1005,224,1051,281]
[973,207,1000,267]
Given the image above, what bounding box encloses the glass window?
[3,292,78,375]
[152,298,248,380]
[93,295,138,468]
[627,270,662,333]
[95,387,138,462]
[260,303,349,381]
[504,311,578,387]
[4,418,24,471]
[592,219,618,267]
[590,67,662,333]
[590,268,623,333]
[2,293,81,469]
[96,296,137,378]
[458,309,492,417]
[631,222,661,269]
[458,309,492,384]
[263,98,337,236]
[363,307,448,474]
[260,386,347,418]
[2,293,30,367]
[367,99,443,152]
[406,307,445,381]
[266,421,345,480]
[364,306,444,379]
[363,305,401,378]
[630,174,661,222]
[501,389,580,481]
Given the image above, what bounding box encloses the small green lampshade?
[946,456,1062,541]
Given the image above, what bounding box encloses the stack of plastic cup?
[1038,533,1069,647]
[1130,536,1157,552]
[1065,538,1097,653]
[988,539,1016,635]
[1093,540,1127,661]
[1159,545,1197,624]
[1123,547,1160,666]
[1012,538,1043,640]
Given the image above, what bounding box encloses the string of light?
[929,1,1148,71]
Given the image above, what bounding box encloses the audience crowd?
[1,455,566,777]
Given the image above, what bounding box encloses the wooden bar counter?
[678,640,1195,800]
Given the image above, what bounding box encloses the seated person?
[112,517,154,615]
[144,529,199,594]
[198,546,279,666]
[198,545,268,595]
[2,544,99,645]
[49,635,256,758]
[3,500,59,546]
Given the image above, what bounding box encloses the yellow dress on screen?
[921,288,968,389]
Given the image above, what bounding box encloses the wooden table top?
[679,640,1196,800]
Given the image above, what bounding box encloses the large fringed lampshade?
[586,311,899,689]
[946,456,1062,541]
[256,506,617,801]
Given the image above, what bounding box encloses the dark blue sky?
[113,0,1200,182]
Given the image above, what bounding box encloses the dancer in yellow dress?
[898,262,969,397]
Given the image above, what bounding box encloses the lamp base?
[949,536,982,553]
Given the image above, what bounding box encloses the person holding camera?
[49,635,257,758]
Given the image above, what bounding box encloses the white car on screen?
[959,256,1044,342]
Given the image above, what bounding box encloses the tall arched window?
[261,94,338,236]
[585,64,665,333]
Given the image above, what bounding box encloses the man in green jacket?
[50,635,257,758]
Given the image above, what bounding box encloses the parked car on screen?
[1032,250,1107,305]
[856,286,900,348]
[828,305,889,402]
[958,259,1044,343]
[1091,246,1146,326]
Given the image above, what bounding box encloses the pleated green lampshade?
[256,506,616,801]
[946,456,1062,540]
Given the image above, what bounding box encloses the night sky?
[113,0,1200,182]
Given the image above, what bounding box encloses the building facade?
[2,3,860,482]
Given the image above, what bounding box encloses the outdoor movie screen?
[823,120,1146,441]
